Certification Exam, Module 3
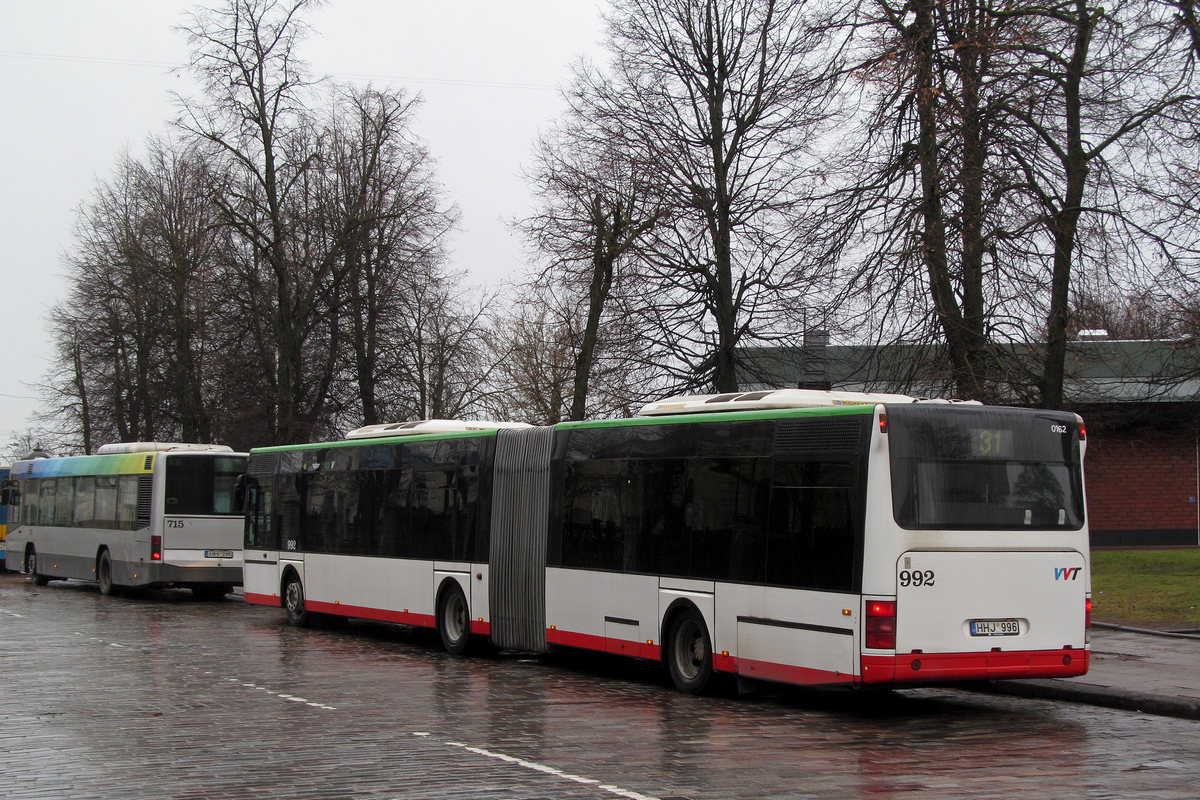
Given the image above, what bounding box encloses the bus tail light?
[1085,597,1092,643]
[151,534,162,561]
[866,600,896,650]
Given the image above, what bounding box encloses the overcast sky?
[0,0,607,458]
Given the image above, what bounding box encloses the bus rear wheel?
[437,584,471,655]
[97,550,121,596]
[283,575,311,627]
[666,606,713,694]
[27,548,49,587]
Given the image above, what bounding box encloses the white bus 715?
[241,391,1090,692]
[2,443,248,599]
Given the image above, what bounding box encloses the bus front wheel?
[27,548,49,587]
[437,583,471,655]
[283,575,310,627]
[666,606,713,694]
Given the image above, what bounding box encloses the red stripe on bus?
[307,599,436,628]
[244,591,279,607]
[712,652,736,672]
[547,628,857,685]
[735,658,857,686]
[547,628,662,661]
[861,648,1090,684]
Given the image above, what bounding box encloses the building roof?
[736,339,1200,405]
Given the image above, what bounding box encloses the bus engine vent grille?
[143,455,154,471]
[775,417,866,455]
[136,475,153,529]
[247,452,281,476]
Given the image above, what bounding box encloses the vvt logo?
[1055,566,1082,581]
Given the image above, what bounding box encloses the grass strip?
[1091,548,1200,629]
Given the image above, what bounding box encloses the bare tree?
[519,108,667,419]
[573,0,842,392]
[46,139,231,450]
[384,270,498,421]
[1071,289,1191,340]
[321,86,460,426]
[133,138,233,441]
[804,0,1199,405]
[485,286,578,424]
[999,0,1197,407]
[177,0,339,443]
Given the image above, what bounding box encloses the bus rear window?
[165,455,247,516]
[887,405,1084,530]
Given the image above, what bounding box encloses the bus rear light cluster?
[151,534,162,561]
[1085,597,1092,643]
[866,600,897,650]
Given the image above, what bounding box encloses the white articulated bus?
[242,391,1090,692]
[2,443,248,599]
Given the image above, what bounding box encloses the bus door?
[241,461,300,604]
[277,471,305,585]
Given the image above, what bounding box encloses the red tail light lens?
[1085,597,1092,629]
[151,534,162,562]
[866,600,897,650]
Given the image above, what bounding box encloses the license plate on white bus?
[204,550,234,559]
[970,618,1019,636]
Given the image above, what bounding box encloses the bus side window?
[767,460,860,592]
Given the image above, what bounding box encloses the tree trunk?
[1041,0,1094,410]
[571,194,619,421]
[912,0,974,398]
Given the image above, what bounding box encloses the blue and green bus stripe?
[12,453,155,479]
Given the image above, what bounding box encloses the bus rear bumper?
[861,647,1090,684]
[144,563,243,587]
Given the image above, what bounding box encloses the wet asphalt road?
[1,572,1197,800]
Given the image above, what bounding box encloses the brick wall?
[1085,431,1200,546]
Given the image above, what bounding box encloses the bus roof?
[637,389,923,416]
[345,420,533,440]
[95,442,234,454]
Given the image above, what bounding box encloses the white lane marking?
[221,676,336,710]
[18,615,340,712]
[422,735,661,800]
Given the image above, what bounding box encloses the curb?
[1092,621,1200,641]
[977,678,1200,720]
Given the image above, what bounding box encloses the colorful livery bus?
[0,466,8,568]
[3,443,248,598]
[242,391,1090,692]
